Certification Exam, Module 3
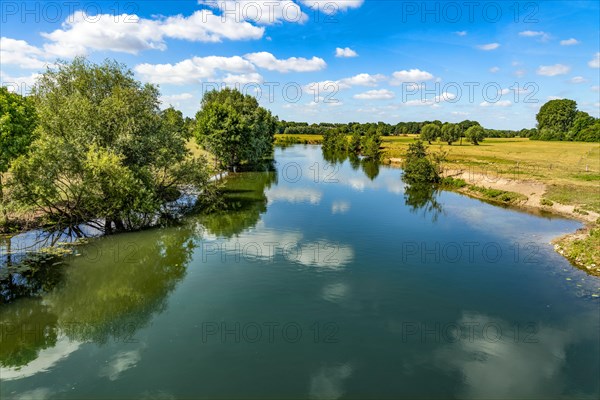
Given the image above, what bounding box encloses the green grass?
[544,183,600,213]
[468,185,527,204]
[555,227,600,276]
[440,177,468,189]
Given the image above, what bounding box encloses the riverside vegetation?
[0,58,598,276]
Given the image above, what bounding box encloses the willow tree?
[0,87,37,221]
[10,58,214,233]
[195,88,277,170]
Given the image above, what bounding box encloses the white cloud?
[199,1,308,24]
[560,38,579,46]
[477,43,500,51]
[40,10,264,58]
[244,52,326,72]
[592,86,600,92]
[536,64,570,76]
[307,73,385,93]
[569,76,587,84]
[451,111,470,116]
[221,72,264,86]
[480,100,512,107]
[353,89,395,100]
[300,0,364,12]
[335,47,358,58]
[588,53,600,68]
[390,69,434,85]
[134,56,256,84]
[455,31,467,36]
[0,37,48,69]
[489,66,500,73]
[518,30,550,41]
[514,69,526,77]
[0,71,41,93]
[160,92,194,104]
[160,10,264,42]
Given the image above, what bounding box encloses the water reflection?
[199,170,277,238]
[0,224,198,372]
[402,183,443,221]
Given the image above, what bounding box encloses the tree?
[568,111,595,141]
[420,123,440,144]
[361,128,382,159]
[465,125,485,145]
[536,99,577,135]
[195,88,277,170]
[349,128,362,154]
[440,123,459,145]
[322,128,347,152]
[10,57,213,233]
[0,87,37,215]
[402,140,440,184]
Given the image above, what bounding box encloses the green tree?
[402,140,440,184]
[420,123,440,144]
[440,123,459,145]
[10,57,213,232]
[465,125,485,145]
[361,128,382,159]
[0,87,37,216]
[195,88,277,170]
[536,99,577,135]
[349,128,362,154]
[322,128,347,153]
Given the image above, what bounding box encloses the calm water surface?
[1,145,599,399]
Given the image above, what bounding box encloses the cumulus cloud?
[243,52,326,72]
[455,31,467,36]
[569,76,587,84]
[300,0,364,12]
[588,53,600,68]
[477,43,500,51]
[307,73,385,93]
[480,100,512,107]
[536,64,570,76]
[199,0,308,24]
[390,69,434,85]
[37,10,264,58]
[353,89,395,100]
[518,30,550,41]
[335,47,358,58]
[489,66,500,73]
[0,37,48,69]
[560,38,579,46]
[134,56,256,84]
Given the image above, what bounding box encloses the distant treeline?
[278,120,533,139]
[278,98,599,143]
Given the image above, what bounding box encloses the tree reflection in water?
[402,182,443,222]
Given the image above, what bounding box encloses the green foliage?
[9,57,213,232]
[469,185,526,204]
[540,198,554,206]
[195,88,277,170]
[402,140,440,184]
[465,125,485,145]
[0,87,37,173]
[420,123,440,144]
[440,123,460,145]
[322,128,348,152]
[361,128,382,159]
[440,177,468,188]
[536,99,577,134]
[349,129,362,154]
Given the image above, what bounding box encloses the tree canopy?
[195,88,277,170]
[9,57,214,233]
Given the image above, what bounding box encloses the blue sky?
[1,0,599,129]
